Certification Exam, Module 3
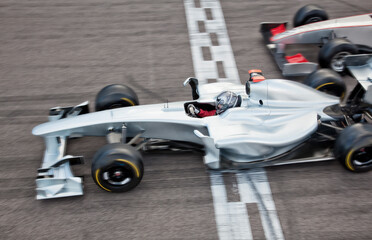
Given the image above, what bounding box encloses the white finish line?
[183,0,285,239]
[183,0,240,84]
[210,170,285,240]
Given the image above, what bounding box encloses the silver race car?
[260,4,372,76]
[32,59,372,200]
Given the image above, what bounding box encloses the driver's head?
[215,91,239,114]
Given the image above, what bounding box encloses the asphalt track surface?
[1,0,372,239]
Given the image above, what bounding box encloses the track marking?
[183,0,240,84]
[237,169,285,240]
[184,0,285,239]
[210,170,285,240]
[210,172,253,240]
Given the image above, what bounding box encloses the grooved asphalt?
[1,0,371,239]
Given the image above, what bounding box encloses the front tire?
[92,143,144,192]
[334,124,372,172]
[95,84,139,111]
[304,69,345,97]
[293,4,328,27]
[318,39,358,73]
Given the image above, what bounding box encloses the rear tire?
[95,84,139,111]
[318,39,358,73]
[293,4,328,27]
[304,69,345,97]
[334,124,372,172]
[92,143,144,192]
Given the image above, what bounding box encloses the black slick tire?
[304,69,345,97]
[293,4,328,27]
[92,143,144,192]
[318,38,358,73]
[95,84,139,111]
[334,124,372,173]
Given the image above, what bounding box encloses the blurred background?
[1,0,371,239]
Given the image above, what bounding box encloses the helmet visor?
[216,91,238,114]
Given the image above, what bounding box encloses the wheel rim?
[305,16,323,24]
[351,147,372,170]
[102,166,134,186]
[330,51,351,72]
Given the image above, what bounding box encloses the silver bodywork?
[345,54,372,90]
[261,13,372,76]
[32,79,339,199]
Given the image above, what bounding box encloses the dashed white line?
[183,0,240,84]
[237,169,285,240]
[210,172,253,240]
[184,0,285,239]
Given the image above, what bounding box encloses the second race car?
[260,4,372,76]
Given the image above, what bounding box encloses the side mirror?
[245,81,251,96]
[183,77,199,100]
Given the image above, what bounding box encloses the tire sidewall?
[344,138,372,172]
[293,5,328,27]
[318,39,358,72]
[95,84,139,111]
[99,93,137,110]
[304,69,345,97]
[92,144,144,192]
[334,124,372,172]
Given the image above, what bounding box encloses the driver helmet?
[215,91,239,114]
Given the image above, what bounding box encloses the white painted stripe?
[210,172,253,240]
[184,0,285,239]
[183,0,240,84]
[237,169,285,240]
